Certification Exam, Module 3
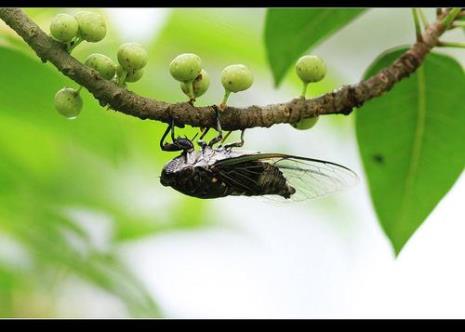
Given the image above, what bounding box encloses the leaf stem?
[442,7,461,28]
[452,21,465,28]
[418,8,429,28]
[437,40,465,48]
[412,8,423,42]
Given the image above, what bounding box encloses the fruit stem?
[118,69,128,87]
[412,9,423,42]
[187,80,196,103]
[220,90,231,111]
[301,82,309,98]
[67,36,83,53]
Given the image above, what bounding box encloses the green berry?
[116,65,144,83]
[292,117,319,130]
[221,64,253,93]
[117,43,148,71]
[181,69,210,98]
[85,53,116,80]
[54,88,82,119]
[295,55,326,83]
[169,53,202,82]
[50,13,79,42]
[75,11,106,42]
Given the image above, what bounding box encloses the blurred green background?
[1,8,464,318]
[1,7,325,317]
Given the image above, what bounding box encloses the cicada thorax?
[160,151,230,199]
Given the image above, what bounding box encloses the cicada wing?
[270,156,358,201]
[214,153,358,201]
[213,154,274,196]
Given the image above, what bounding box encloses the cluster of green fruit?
[50,11,148,119]
[50,12,327,131]
[167,52,325,131]
[49,11,106,50]
[168,53,253,108]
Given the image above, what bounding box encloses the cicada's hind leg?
[224,129,245,150]
[218,130,232,148]
[207,105,223,147]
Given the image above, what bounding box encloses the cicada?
[159,117,357,201]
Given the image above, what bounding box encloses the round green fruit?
[291,117,319,130]
[117,42,148,71]
[169,53,202,82]
[50,13,79,42]
[54,87,82,119]
[116,65,144,83]
[85,53,116,80]
[295,55,326,83]
[221,64,253,93]
[75,11,106,42]
[181,69,210,97]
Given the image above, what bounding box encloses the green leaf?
[356,48,465,255]
[264,8,366,86]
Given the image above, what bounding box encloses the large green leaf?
[264,8,366,86]
[356,48,465,255]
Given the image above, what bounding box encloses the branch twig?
[0,8,453,131]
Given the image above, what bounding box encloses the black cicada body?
[159,113,357,201]
[160,145,358,200]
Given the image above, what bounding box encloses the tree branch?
[0,8,451,131]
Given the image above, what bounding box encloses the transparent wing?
[271,156,358,201]
[215,153,358,202]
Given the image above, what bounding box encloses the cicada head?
[160,154,196,189]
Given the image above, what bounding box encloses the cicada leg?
[197,127,210,149]
[159,119,174,151]
[224,129,245,150]
[219,130,233,147]
[160,119,194,152]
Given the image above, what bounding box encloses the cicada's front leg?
[160,119,194,152]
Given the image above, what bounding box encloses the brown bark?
[0,8,450,131]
